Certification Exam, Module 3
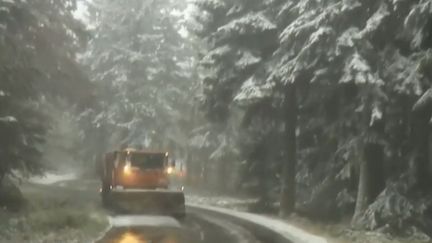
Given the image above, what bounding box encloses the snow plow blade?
[106,189,185,218]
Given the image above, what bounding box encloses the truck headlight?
[166,166,174,175]
[123,164,132,175]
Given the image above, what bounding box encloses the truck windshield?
[129,153,165,169]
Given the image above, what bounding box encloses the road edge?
[92,216,113,243]
[187,203,328,243]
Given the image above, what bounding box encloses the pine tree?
[195,0,432,229]
[78,0,196,162]
[0,0,88,182]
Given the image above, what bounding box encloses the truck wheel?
[173,206,186,221]
[101,181,111,207]
[173,212,186,221]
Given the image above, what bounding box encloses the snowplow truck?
[100,149,185,219]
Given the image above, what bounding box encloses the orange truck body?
[103,150,171,190]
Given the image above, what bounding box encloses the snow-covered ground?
[28,172,77,185]
[186,194,258,211]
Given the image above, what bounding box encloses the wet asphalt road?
[95,210,263,243]
[46,178,266,243]
[96,225,196,243]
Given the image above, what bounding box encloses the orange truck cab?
[102,149,174,191]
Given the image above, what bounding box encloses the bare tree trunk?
[185,152,194,185]
[352,143,384,226]
[0,171,4,187]
[201,159,209,188]
[428,133,432,181]
[413,121,431,190]
[368,144,385,199]
[352,153,370,226]
[279,85,297,217]
[412,100,432,190]
[217,160,227,192]
[187,154,203,187]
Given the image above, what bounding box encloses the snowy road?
[27,175,323,243]
[95,209,282,243]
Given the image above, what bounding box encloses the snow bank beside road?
[188,203,328,243]
[186,194,257,211]
[28,172,77,185]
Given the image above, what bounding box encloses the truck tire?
[173,212,186,221]
[173,206,186,221]
[101,180,111,207]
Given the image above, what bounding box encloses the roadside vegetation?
[0,179,108,243]
[0,0,91,211]
[0,2,104,240]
